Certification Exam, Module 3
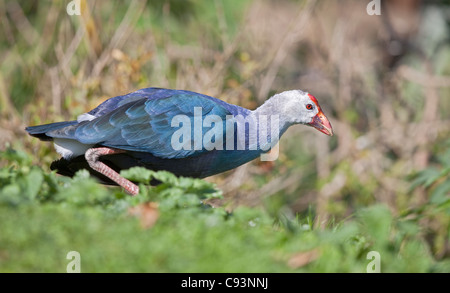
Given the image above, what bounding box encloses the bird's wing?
[47,92,234,159]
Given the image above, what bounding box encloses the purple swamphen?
[26,88,333,195]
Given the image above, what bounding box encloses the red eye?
[306,104,313,110]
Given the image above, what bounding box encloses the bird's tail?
[25,121,78,141]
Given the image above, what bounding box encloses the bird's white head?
[260,90,333,136]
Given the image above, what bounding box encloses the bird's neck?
[252,95,292,135]
[235,96,292,153]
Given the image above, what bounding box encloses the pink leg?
[85,147,139,196]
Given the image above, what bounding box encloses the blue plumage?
[26,87,333,194]
[26,88,262,182]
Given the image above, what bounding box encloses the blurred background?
[1,0,450,268]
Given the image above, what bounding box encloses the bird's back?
[26,87,261,183]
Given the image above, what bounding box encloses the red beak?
[308,111,333,136]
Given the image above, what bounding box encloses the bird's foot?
[85,147,139,196]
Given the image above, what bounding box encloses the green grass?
[1,149,448,273]
[1,0,450,273]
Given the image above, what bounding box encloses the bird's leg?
[85,147,139,196]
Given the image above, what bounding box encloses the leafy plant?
[1,148,449,272]
[410,149,450,209]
